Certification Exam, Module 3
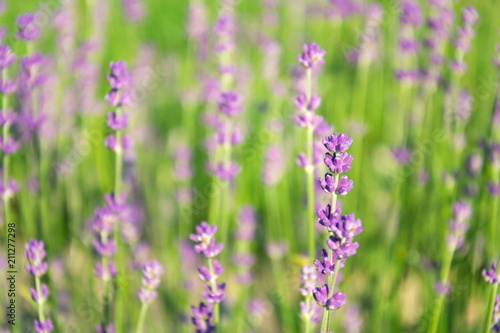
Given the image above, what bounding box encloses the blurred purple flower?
[15,13,40,40]
[24,239,48,277]
[297,43,326,69]
[138,260,164,303]
[482,263,499,284]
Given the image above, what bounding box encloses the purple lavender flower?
[488,183,500,196]
[323,152,353,174]
[0,179,19,199]
[34,320,53,333]
[313,132,361,329]
[122,0,145,22]
[95,323,115,333]
[400,0,422,26]
[24,240,48,277]
[107,61,130,89]
[25,240,52,332]
[482,263,499,284]
[465,153,482,177]
[191,303,214,333]
[217,91,243,117]
[299,265,318,296]
[391,148,411,165]
[313,284,330,305]
[138,260,164,303]
[314,250,345,275]
[297,42,326,69]
[323,133,353,152]
[0,45,15,69]
[30,284,49,302]
[191,222,225,328]
[262,144,285,186]
[15,13,40,40]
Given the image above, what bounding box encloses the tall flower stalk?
[299,265,321,333]
[135,260,164,333]
[24,239,53,333]
[482,260,500,332]
[102,61,132,331]
[295,42,326,258]
[0,45,17,232]
[428,201,471,333]
[313,133,358,333]
[190,222,225,331]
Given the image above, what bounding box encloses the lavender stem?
[35,276,45,322]
[484,256,500,333]
[428,244,454,333]
[305,67,315,259]
[135,303,148,333]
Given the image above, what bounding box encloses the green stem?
[2,67,10,229]
[306,126,315,258]
[304,68,315,259]
[135,302,149,333]
[303,297,312,333]
[113,107,124,329]
[428,245,455,333]
[484,282,498,333]
[484,256,500,333]
[208,258,220,326]
[35,276,45,322]
[320,187,341,333]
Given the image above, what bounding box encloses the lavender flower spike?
[191,222,225,329]
[429,201,471,333]
[15,13,40,40]
[24,240,52,332]
[482,263,499,284]
[314,132,360,333]
[135,260,164,333]
[298,42,326,69]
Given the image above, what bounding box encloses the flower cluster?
[190,222,225,332]
[446,200,471,249]
[492,295,500,332]
[17,53,50,142]
[422,1,453,87]
[90,195,122,281]
[450,6,478,74]
[313,133,362,331]
[138,260,163,303]
[24,239,53,333]
[207,91,243,181]
[104,61,132,154]
[15,13,40,41]
[483,263,499,284]
[318,134,354,196]
[191,302,214,333]
[394,0,422,83]
[299,265,322,324]
[0,44,19,201]
[347,4,382,66]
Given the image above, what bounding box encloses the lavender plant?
[135,260,164,333]
[24,239,53,332]
[294,42,326,258]
[428,201,471,333]
[483,261,500,332]
[314,133,359,333]
[0,45,18,231]
[190,222,225,331]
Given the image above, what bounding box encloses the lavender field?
[0,0,500,332]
